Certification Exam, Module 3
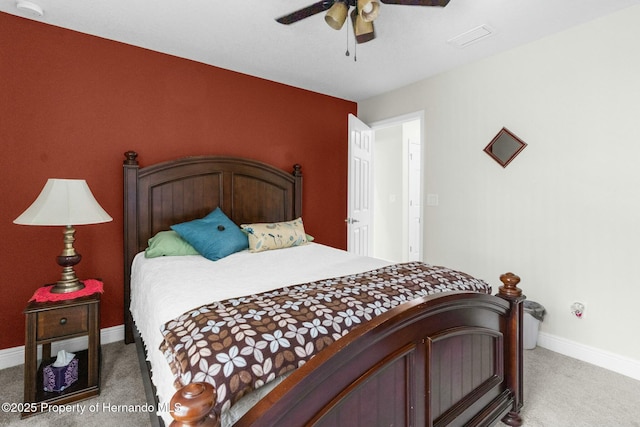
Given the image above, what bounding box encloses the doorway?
[371,113,423,263]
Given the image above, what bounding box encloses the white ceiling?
[2,0,639,101]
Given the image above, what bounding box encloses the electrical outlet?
[571,302,585,318]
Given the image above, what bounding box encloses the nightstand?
[22,291,101,418]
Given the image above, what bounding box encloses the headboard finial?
[292,164,302,177]
[124,151,139,165]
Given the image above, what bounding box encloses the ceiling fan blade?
[380,0,450,6]
[276,1,334,25]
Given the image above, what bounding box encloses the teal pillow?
[171,208,248,261]
[145,230,200,258]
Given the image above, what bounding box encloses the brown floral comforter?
[159,262,490,417]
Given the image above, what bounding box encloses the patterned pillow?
[171,208,248,261]
[241,218,308,252]
[145,230,200,258]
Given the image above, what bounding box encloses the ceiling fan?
[276,0,450,44]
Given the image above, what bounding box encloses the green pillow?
[145,230,200,258]
[171,208,249,261]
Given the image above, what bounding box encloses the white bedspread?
[130,243,391,425]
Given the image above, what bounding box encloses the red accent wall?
[0,12,355,350]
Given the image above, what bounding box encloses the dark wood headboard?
[122,151,302,343]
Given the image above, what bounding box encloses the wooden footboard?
[170,273,524,427]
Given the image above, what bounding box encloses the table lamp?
[14,179,112,293]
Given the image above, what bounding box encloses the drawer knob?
[59,317,67,325]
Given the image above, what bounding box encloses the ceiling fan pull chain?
[345,19,350,57]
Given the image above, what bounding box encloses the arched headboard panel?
[122,151,302,343]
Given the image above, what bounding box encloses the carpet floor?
[1,341,638,426]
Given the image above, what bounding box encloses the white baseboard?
[0,324,124,371]
[537,331,640,381]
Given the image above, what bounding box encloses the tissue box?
[43,358,79,392]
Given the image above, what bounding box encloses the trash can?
[523,300,546,349]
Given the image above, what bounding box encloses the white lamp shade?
[14,179,112,226]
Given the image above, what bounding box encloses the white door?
[347,114,373,256]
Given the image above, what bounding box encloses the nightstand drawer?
[36,305,88,340]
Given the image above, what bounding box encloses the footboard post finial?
[498,272,522,299]
[169,382,218,427]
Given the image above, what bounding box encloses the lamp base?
[51,278,86,294]
[52,245,85,293]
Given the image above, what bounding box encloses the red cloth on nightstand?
[29,279,104,302]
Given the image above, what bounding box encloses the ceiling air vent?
[447,25,495,48]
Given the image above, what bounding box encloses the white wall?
[359,6,640,364]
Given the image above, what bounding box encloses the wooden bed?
[122,151,524,427]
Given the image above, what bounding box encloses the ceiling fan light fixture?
[325,1,348,30]
[358,0,380,22]
[351,8,375,43]
[354,17,373,36]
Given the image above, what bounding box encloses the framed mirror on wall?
[484,127,527,167]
